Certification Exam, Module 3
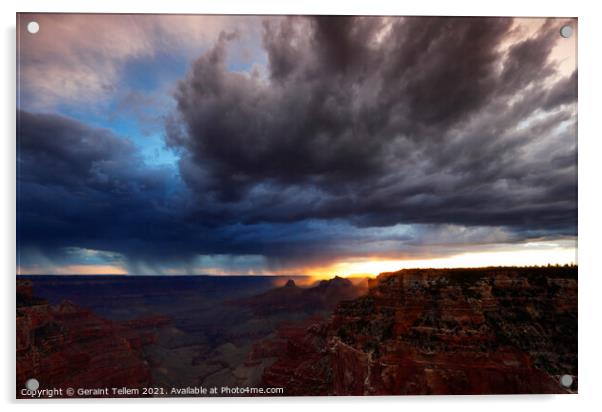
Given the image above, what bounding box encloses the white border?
[3,1,602,411]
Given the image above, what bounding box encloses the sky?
[16,14,577,276]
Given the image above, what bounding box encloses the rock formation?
[255,266,577,395]
[17,279,169,397]
[233,276,365,316]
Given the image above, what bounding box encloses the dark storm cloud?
[169,16,577,234]
[19,111,138,189]
[17,111,195,263]
[17,110,396,270]
[18,16,577,273]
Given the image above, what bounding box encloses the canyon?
[16,266,577,397]
[254,266,577,395]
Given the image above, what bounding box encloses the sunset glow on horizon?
[306,243,577,279]
[17,240,576,277]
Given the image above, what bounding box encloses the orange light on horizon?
[18,264,128,275]
[16,241,576,279]
[305,244,577,278]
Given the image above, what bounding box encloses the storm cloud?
[17,15,577,274]
[169,16,576,231]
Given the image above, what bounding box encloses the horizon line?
[16,263,579,278]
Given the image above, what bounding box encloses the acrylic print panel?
[16,14,577,398]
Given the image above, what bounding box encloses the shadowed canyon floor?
[16,267,576,397]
